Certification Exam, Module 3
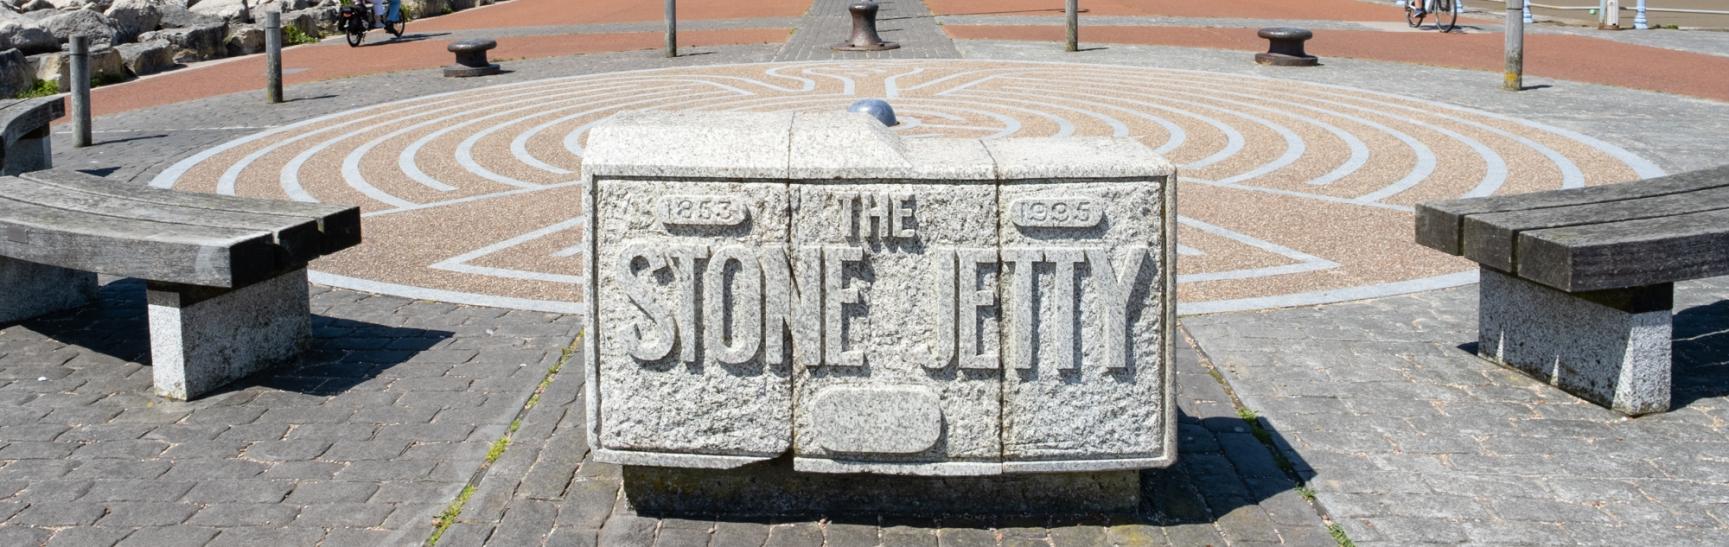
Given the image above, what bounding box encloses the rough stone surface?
[584,112,1177,476]
[1477,267,1672,415]
[0,256,97,323]
[114,38,172,75]
[104,0,164,43]
[0,47,33,98]
[189,0,249,22]
[137,20,224,61]
[222,23,261,56]
[0,17,61,55]
[147,268,312,400]
[41,9,118,47]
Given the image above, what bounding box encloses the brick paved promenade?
[6,0,1729,544]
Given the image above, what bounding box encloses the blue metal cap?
[847,99,897,127]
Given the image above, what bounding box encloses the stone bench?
[0,169,361,400]
[0,97,64,176]
[1416,165,1729,415]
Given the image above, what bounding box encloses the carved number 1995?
[1011,198,1103,228]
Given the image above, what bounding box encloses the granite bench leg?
[1,124,54,175]
[0,256,97,324]
[1476,267,1671,415]
[147,267,311,400]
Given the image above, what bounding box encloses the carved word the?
[838,192,918,240]
[612,244,1150,371]
[1010,197,1102,228]
[657,195,749,227]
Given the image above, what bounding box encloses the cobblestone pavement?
[0,280,581,546]
[437,336,1335,546]
[774,0,960,60]
[1183,276,1729,545]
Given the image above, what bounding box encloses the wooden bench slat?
[0,176,332,264]
[1415,165,1729,255]
[1462,184,1729,273]
[0,194,280,288]
[1517,207,1729,292]
[20,169,362,254]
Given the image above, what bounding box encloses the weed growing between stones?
[284,26,321,46]
[425,331,582,545]
[15,80,58,99]
[1181,324,1357,547]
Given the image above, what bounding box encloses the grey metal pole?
[265,11,283,104]
[1065,0,1078,52]
[1505,0,1523,91]
[69,35,91,148]
[665,0,676,57]
[1634,0,1648,28]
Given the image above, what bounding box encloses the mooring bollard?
[69,35,91,148]
[265,11,283,104]
[444,39,502,77]
[1254,28,1318,67]
[1506,0,1524,90]
[833,1,899,51]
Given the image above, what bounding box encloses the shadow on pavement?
[12,279,450,398]
[1673,299,1729,409]
[617,410,1314,530]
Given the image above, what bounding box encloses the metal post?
[664,0,676,57]
[1523,0,1533,23]
[69,35,91,148]
[1634,0,1648,28]
[1455,0,1463,15]
[1604,0,1620,28]
[265,11,283,104]
[1065,0,1078,52]
[1505,0,1524,91]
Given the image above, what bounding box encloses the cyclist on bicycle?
[1407,0,1427,17]
[356,0,402,29]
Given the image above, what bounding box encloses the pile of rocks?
[0,0,500,97]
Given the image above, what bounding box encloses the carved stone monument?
[582,111,1177,488]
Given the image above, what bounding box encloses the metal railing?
[1519,0,1729,28]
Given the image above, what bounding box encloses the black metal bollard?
[833,1,899,52]
[1254,27,1318,67]
[444,38,502,77]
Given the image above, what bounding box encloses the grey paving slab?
[1183,276,1729,544]
[0,279,579,545]
[774,0,960,61]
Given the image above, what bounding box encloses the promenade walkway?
[7,0,1728,545]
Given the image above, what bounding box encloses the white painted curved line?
[1179,271,1478,315]
[309,270,585,314]
[958,91,1133,138]
[881,67,926,99]
[431,217,587,284]
[1175,216,1338,284]
[450,88,724,189]
[507,79,756,174]
[157,77,591,191]
[385,82,650,192]
[493,88,737,177]
[1184,177,1413,213]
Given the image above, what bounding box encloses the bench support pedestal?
[0,256,97,323]
[1476,267,1671,415]
[148,268,311,400]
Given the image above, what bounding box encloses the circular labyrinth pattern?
[152,60,1662,314]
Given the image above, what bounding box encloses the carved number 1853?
[657,196,749,227]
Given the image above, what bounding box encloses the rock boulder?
[115,37,170,75]
[42,9,118,47]
[189,0,247,22]
[138,18,221,60]
[0,48,33,98]
[0,17,61,55]
[222,21,257,55]
[105,0,165,43]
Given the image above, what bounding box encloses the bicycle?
[340,0,407,47]
[1405,0,1459,32]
